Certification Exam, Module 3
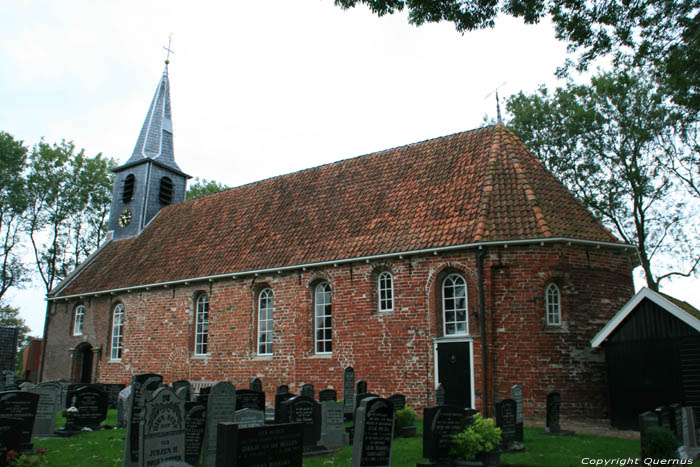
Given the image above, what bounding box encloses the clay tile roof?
[54,125,620,297]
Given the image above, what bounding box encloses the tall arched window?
[258,288,274,355]
[110,304,124,360]
[315,282,332,354]
[73,305,85,336]
[378,271,394,312]
[442,274,467,335]
[546,283,561,325]
[195,294,209,355]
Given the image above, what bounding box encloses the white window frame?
[546,283,562,325]
[442,273,468,336]
[257,288,274,355]
[315,282,332,354]
[195,294,209,355]
[73,305,85,336]
[110,304,124,360]
[378,271,394,312]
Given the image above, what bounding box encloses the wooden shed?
[591,287,700,429]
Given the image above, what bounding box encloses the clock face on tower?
[118,209,132,228]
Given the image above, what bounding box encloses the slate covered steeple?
[108,62,191,240]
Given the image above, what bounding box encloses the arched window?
[258,288,274,355]
[546,283,561,325]
[195,294,209,355]
[73,305,85,336]
[122,174,135,203]
[159,177,174,205]
[315,282,332,354]
[110,304,124,360]
[378,271,394,312]
[442,274,467,335]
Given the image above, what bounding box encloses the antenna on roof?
[484,81,507,124]
[163,33,174,67]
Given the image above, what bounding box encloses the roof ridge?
[473,126,501,241]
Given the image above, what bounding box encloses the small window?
[546,283,561,325]
[73,305,85,336]
[159,177,174,205]
[122,174,135,203]
[258,288,274,355]
[442,274,467,335]
[378,271,394,312]
[110,304,124,360]
[195,294,209,355]
[315,282,332,354]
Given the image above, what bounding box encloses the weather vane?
[163,34,174,65]
[485,81,507,124]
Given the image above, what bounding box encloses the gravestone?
[59,381,70,410]
[281,395,322,452]
[140,386,185,466]
[422,405,471,463]
[124,373,163,467]
[351,397,395,467]
[387,394,406,412]
[233,408,264,428]
[0,418,22,466]
[682,407,697,447]
[117,386,131,428]
[321,400,346,448]
[319,389,337,402]
[354,393,378,420]
[62,385,108,432]
[511,384,524,442]
[250,378,263,393]
[301,383,315,400]
[356,381,367,395]
[2,371,16,391]
[197,386,211,405]
[277,385,289,395]
[0,391,38,450]
[202,382,237,467]
[104,383,126,409]
[495,399,517,446]
[656,406,673,432]
[670,403,683,442]
[19,382,35,391]
[235,389,265,411]
[545,392,561,433]
[215,422,303,467]
[435,383,446,406]
[274,392,295,424]
[0,328,19,375]
[30,383,61,436]
[184,402,207,466]
[343,367,354,416]
[639,410,661,457]
[172,381,192,402]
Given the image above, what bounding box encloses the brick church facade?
[40,66,637,419]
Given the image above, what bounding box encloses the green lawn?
[31,411,639,466]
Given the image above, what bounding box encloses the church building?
[40,65,638,419]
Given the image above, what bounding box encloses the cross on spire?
[163,34,174,65]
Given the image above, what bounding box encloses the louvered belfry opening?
[122,174,135,203]
[159,176,174,205]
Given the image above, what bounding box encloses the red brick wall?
[42,243,634,420]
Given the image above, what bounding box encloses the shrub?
[395,407,419,428]
[642,426,679,460]
[450,413,502,461]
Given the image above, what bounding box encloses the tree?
[186,177,229,200]
[507,67,700,291]
[24,140,116,294]
[0,132,29,302]
[0,303,32,370]
[334,0,700,114]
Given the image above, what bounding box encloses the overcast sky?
[2,1,698,335]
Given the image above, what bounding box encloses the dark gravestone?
[235,389,265,411]
[215,422,303,467]
[0,328,19,374]
[277,385,289,395]
[104,383,126,409]
[197,386,211,405]
[1,371,16,391]
[301,383,315,400]
[321,401,346,448]
[117,386,131,428]
[682,407,698,447]
[423,405,470,462]
[249,378,263,393]
[0,391,38,450]
[140,386,185,466]
[354,393,378,421]
[319,389,337,402]
[63,385,108,431]
[343,367,355,415]
[0,418,22,467]
[640,410,662,455]
[435,384,446,406]
[670,403,683,442]
[356,381,367,395]
[233,408,264,428]
[184,402,207,466]
[351,397,395,467]
[202,382,237,467]
[281,395,322,452]
[274,392,295,424]
[30,383,61,436]
[545,392,561,433]
[124,373,163,467]
[511,384,524,442]
[172,381,192,402]
[495,399,517,446]
[656,406,673,432]
[387,394,406,412]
